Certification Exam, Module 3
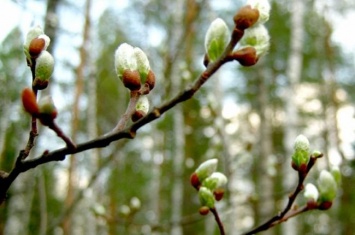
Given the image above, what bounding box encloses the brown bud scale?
[21,88,39,116]
[29,37,46,59]
[122,70,141,91]
[234,5,259,30]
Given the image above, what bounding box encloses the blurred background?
[0,0,355,234]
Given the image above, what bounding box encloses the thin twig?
[211,208,225,235]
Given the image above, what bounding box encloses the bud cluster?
[24,26,54,90]
[303,167,340,210]
[190,159,228,215]
[114,43,156,92]
[203,0,270,67]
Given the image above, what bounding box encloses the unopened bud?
[199,206,210,215]
[233,5,260,30]
[34,51,54,90]
[213,188,225,201]
[134,47,150,82]
[21,88,39,116]
[198,187,215,208]
[317,170,337,204]
[232,47,258,66]
[204,18,231,62]
[145,70,156,90]
[246,0,271,25]
[29,37,46,59]
[202,172,228,191]
[291,135,310,172]
[304,183,319,202]
[195,158,218,182]
[239,24,270,57]
[38,96,57,125]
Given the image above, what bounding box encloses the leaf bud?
[115,43,137,78]
[198,186,215,208]
[233,5,259,30]
[195,158,218,182]
[202,172,228,191]
[190,172,201,190]
[34,51,54,90]
[331,166,341,186]
[204,18,231,62]
[21,88,39,116]
[134,47,150,83]
[246,0,271,25]
[238,24,270,57]
[317,170,337,204]
[291,135,310,172]
[304,183,319,202]
[213,188,225,201]
[24,26,44,54]
[199,206,210,216]
[37,96,57,125]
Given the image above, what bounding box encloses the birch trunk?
[63,0,92,234]
[282,0,305,234]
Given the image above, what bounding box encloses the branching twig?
[242,154,323,235]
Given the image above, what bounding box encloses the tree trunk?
[63,0,92,234]
[282,0,305,234]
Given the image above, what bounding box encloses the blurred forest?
[0,0,355,234]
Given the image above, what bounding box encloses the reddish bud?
[199,206,210,216]
[122,69,141,91]
[190,172,201,190]
[233,5,259,30]
[318,201,332,210]
[131,110,146,122]
[232,47,258,66]
[306,199,318,210]
[213,188,225,201]
[145,70,156,90]
[29,37,46,59]
[21,88,39,116]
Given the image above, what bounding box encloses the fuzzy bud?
[246,0,271,25]
[317,170,337,204]
[198,187,215,208]
[331,166,341,186]
[134,47,150,83]
[233,5,260,30]
[21,88,39,116]
[37,96,57,125]
[291,135,310,172]
[204,18,231,62]
[24,26,44,55]
[202,172,228,191]
[195,158,218,182]
[239,24,270,57]
[34,51,54,90]
[115,43,137,78]
[304,183,319,202]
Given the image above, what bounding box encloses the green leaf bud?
[34,51,54,89]
[136,95,149,113]
[291,135,310,171]
[195,158,218,182]
[198,186,215,208]
[239,24,270,57]
[204,18,231,62]
[318,170,337,203]
[202,172,228,191]
[331,166,341,186]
